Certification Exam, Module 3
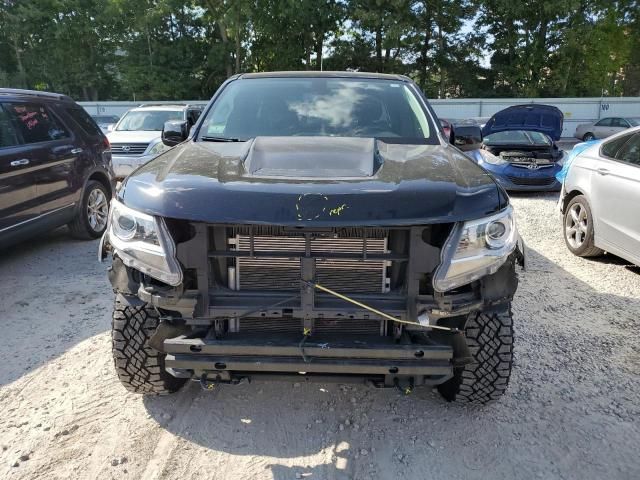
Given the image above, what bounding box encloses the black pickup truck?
[101,72,524,404]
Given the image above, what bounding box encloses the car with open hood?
[465,104,565,191]
[100,72,524,405]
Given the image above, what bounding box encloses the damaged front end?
[101,199,524,389]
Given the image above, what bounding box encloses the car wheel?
[563,195,603,257]
[582,132,595,141]
[437,304,513,404]
[68,180,110,239]
[112,296,187,395]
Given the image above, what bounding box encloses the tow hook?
[198,373,248,390]
[199,373,217,391]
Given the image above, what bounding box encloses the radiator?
[231,234,389,294]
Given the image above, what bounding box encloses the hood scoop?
[244,136,378,178]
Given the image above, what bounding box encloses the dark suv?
[101,72,524,404]
[0,89,114,248]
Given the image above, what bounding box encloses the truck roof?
[238,71,412,82]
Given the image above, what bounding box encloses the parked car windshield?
[198,77,436,143]
[484,130,551,146]
[92,115,120,124]
[116,110,183,131]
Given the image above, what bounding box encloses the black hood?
[119,137,506,226]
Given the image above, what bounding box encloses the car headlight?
[433,205,518,292]
[107,199,183,286]
[147,140,170,156]
[478,149,507,165]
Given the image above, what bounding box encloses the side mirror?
[162,120,188,146]
[451,125,483,151]
[107,124,115,132]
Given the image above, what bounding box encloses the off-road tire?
[112,298,186,395]
[563,195,603,257]
[437,305,514,404]
[68,180,109,239]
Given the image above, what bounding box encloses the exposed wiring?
[299,327,311,363]
[302,280,460,333]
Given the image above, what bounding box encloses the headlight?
[433,205,518,292]
[147,141,170,156]
[478,149,507,165]
[106,199,183,286]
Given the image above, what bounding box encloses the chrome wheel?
[87,187,109,232]
[565,202,588,249]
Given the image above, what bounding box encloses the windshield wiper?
[201,136,242,142]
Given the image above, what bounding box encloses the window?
[595,118,612,127]
[197,78,436,143]
[0,104,20,148]
[601,133,633,158]
[6,103,69,144]
[116,110,183,131]
[67,107,103,136]
[611,118,629,128]
[92,115,120,124]
[615,133,640,166]
[484,130,551,146]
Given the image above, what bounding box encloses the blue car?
[464,105,565,191]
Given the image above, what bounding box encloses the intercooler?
[229,234,390,294]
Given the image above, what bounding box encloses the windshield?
[484,130,551,146]
[116,110,183,131]
[197,77,436,143]
[93,115,119,124]
[628,118,640,127]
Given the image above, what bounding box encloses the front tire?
[68,180,110,239]
[437,305,514,404]
[582,132,595,141]
[563,195,603,257]
[112,297,186,395]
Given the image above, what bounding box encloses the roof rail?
[0,88,72,101]
[136,103,205,108]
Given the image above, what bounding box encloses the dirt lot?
[1,192,639,480]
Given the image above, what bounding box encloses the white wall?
[80,97,640,138]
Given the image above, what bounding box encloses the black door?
[4,101,80,219]
[0,102,39,232]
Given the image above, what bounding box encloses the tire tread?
[438,306,514,404]
[111,298,185,395]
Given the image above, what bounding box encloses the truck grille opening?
[239,317,383,335]
[232,234,388,293]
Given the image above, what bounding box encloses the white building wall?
[80,97,640,138]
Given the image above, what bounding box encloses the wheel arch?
[86,169,113,198]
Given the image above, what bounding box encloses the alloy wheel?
[87,188,109,232]
[565,202,588,249]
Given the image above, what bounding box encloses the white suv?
[108,104,203,179]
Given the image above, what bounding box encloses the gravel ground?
[0,192,639,480]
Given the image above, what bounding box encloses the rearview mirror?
[162,120,188,146]
[451,125,482,151]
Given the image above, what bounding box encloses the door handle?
[71,148,83,154]
[597,168,610,176]
[10,159,30,167]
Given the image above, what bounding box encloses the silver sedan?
[560,126,640,266]
[574,117,640,141]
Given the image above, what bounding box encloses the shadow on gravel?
[141,242,640,479]
[0,227,111,386]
